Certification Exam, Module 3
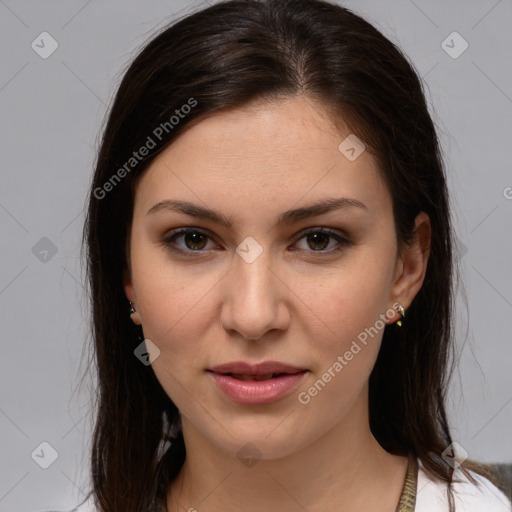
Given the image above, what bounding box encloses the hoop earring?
[396,304,405,327]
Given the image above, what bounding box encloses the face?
[124,95,424,460]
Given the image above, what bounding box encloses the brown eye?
[182,231,208,250]
[294,228,351,254]
[306,232,330,251]
[162,228,214,254]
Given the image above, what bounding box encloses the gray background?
[0,0,511,510]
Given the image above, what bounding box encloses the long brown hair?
[82,0,473,510]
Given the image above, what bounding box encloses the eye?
[161,227,351,256]
[162,228,217,253]
[293,228,351,253]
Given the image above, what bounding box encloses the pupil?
[308,232,329,250]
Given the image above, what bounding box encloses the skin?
[124,95,430,512]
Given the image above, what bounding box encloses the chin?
[194,414,314,462]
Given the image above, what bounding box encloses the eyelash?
[160,227,352,257]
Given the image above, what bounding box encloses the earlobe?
[128,302,142,326]
[390,212,431,317]
[123,268,142,326]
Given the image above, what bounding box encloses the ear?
[388,212,431,322]
[123,267,142,326]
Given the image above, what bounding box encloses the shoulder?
[415,459,511,512]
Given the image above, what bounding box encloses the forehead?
[134,96,391,222]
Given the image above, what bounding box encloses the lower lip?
[208,371,307,405]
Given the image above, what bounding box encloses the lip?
[207,361,308,405]
[209,361,306,376]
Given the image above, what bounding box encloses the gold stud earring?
[396,304,405,327]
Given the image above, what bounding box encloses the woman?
[78,0,511,510]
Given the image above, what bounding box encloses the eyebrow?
[146,197,367,227]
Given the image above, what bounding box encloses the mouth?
[208,360,307,376]
[216,372,301,381]
[207,361,308,404]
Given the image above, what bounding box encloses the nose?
[219,246,291,341]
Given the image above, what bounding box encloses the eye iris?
[185,232,207,250]
[307,232,330,251]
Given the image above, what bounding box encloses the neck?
[167,391,408,512]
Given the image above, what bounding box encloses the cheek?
[128,241,224,399]
[313,255,394,340]
[133,264,217,408]
[299,252,395,402]
[130,230,218,339]
[296,272,391,419]
[135,270,216,360]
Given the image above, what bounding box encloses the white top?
[60,461,512,512]
[416,460,511,511]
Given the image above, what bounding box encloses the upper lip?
[208,361,306,376]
